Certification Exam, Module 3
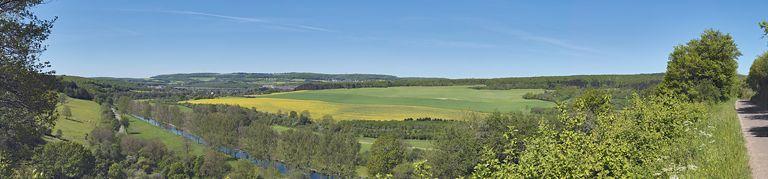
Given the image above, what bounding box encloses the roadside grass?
[125,115,206,156]
[685,99,751,178]
[52,97,102,144]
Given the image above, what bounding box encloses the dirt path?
[736,100,768,178]
[112,108,126,134]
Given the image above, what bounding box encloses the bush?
[748,51,768,104]
[473,92,707,178]
[32,142,96,178]
[367,134,406,175]
[660,29,741,102]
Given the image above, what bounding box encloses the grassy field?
[685,99,751,178]
[357,137,434,153]
[53,97,102,144]
[270,125,433,153]
[186,86,553,121]
[125,115,206,156]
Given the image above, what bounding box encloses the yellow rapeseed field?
[184,97,477,121]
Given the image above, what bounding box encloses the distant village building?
[260,85,297,91]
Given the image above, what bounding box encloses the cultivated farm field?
[185,86,554,121]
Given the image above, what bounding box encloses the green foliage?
[226,160,258,179]
[367,134,407,175]
[0,0,59,166]
[392,162,414,178]
[473,92,708,178]
[338,119,457,140]
[240,123,277,160]
[198,150,230,178]
[760,21,768,38]
[61,106,72,119]
[427,126,481,178]
[275,129,318,169]
[107,163,126,179]
[313,131,360,177]
[32,142,95,178]
[660,29,741,102]
[412,160,433,178]
[748,52,768,103]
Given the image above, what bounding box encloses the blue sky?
[34,0,768,78]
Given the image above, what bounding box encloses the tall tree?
[660,29,741,102]
[367,134,406,175]
[198,150,230,178]
[62,105,72,120]
[240,123,277,160]
[748,21,768,103]
[32,142,95,178]
[0,0,59,165]
[427,126,481,178]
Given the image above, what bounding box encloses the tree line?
[295,73,664,91]
[123,100,361,177]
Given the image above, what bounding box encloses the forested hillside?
[295,73,665,90]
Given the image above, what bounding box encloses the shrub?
[473,92,707,178]
[660,29,741,102]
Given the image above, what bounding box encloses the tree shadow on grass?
[749,127,768,137]
[65,118,83,123]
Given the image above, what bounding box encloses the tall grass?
[686,99,751,178]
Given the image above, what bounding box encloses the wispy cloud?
[414,39,499,49]
[109,27,142,36]
[350,36,499,49]
[483,27,599,54]
[120,9,334,33]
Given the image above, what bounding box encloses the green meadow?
[53,97,102,144]
[256,86,553,112]
[125,115,206,156]
[188,86,554,121]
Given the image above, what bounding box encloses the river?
[130,115,334,178]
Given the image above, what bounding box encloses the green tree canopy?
[748,21,768,103]
[427,126,481,178]
[32,142,95,178]
[367,134,406,175]
[473,92,707,178]
[748,52,768,99]
[0,0,59,165]
[660,29,741,102]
